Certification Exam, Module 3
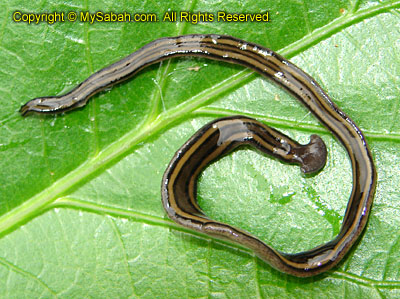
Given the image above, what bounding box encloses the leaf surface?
[0,0,400,297]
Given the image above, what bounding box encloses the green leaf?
[1,0,400,297]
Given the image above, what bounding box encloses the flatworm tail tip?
[19,96,64,116]
[19,102,32,116]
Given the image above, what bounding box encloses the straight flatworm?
[20,34,377,277]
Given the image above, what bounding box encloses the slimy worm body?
[20,34,376,277]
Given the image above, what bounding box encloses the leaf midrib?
[1,1,398,236]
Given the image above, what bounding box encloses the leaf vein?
[0,256,57,297]
[107,217,138,297]
[50,198,400,288]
